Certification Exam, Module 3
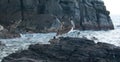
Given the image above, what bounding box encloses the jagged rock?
[0,0,114,34]
[2,37,120,62]
[0,28,20,39]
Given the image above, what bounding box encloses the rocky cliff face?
[2,37,120,62]
[0,0,114,33]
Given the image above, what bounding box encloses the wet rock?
[0,41,5,50]
[0,28,20,39]
[0,0,114,34]
[2,37,120,62]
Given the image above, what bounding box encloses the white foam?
[0,15,120,62]
[0,33,56,62]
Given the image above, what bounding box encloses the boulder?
[2,37,120,62]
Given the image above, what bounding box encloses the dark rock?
[0,0,114,34]
[2,37,120,62]
[0,41,5,50]
[0,28,20,39]
[0,25,20,39]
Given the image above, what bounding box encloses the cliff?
[0,0,114,34]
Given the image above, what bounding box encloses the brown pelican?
[0,25,4,31]
[56,19,75,35]
[68,20,75,33]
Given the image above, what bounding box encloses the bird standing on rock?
[0,25,4,31]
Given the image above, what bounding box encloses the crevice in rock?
[20,0,24,22]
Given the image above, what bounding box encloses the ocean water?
[0,33,56,62]
[0,15,120,62]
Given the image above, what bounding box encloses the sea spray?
[0,33,56,62]
[0,15,120,62]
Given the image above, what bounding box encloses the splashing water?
[0,33,56,62]
[59,15,120,46]
[0,15,120,62]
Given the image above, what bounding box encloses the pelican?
[0,25,4,31]
[68,20,75,33]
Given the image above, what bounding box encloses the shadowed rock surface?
[2,37,120,62]
[0,24,20,39]
[0,0,114,35]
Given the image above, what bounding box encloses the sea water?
[0,15,120,62]
[0,33,56,62]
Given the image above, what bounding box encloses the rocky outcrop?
[0,27,20,39]
[2,37,120,62]
[0,0,114,34]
